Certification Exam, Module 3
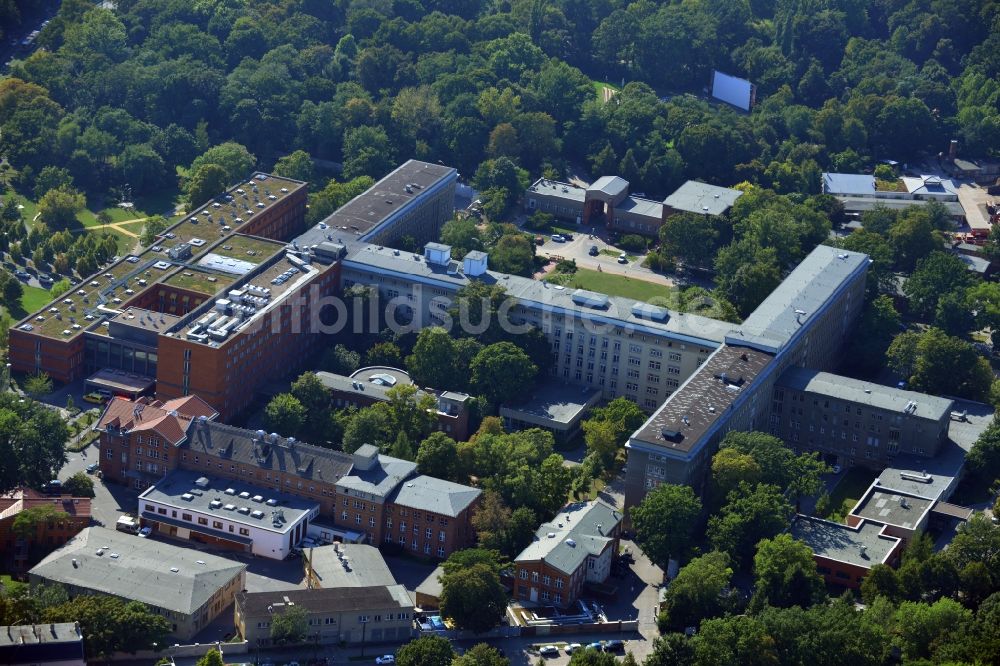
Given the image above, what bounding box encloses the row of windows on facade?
[382,532,448,557]
[106,440,456,525]
[517,586,564,604]
[556,348,685,375]
[384,519,448,541]
[146,503,254,537]
[256,611,410,629]
[783,420,902,440]
[518,569,566,588]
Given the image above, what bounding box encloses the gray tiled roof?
[387,475,481,517]
[789,515,899,568]
[515,501,622,575]
[29,527,245,615]
[663,181,742,216]
[337,455,417,499]
[185,420,355,485]
[851,487,934,530]
[588,176,629,198]
[823,173,876,196]
[776,367,953,421]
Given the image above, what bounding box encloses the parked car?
[86,463,99,474]
[83,392,108,404]
[587,642,604,652]
[605,640,625,652]
[551,234,565,243]
[565,643,583,654]
[14,270,30,279]
[375,656,395,665]
[538,646,559,657]
[588,245,599,256]
[617,253,628,264]
[138,526,152,538]
[38,273,52,283]
[562,233,574,241]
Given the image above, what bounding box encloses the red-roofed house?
[97,395,218,490]
[0,489,92,573]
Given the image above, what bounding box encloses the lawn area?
[594,80,620,102]
[0,574,25,592]
[18,284,53,316]
[569,476,606,503]
[824,467,878,522]
[563,268,674,302]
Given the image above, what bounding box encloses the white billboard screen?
[711,71,754,111]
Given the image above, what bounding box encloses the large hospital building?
[16,158,959,512]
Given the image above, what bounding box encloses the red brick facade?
[97,397,478,559]
[0,490,91,573]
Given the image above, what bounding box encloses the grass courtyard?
[823,467,879,523]
[561,267,675,302]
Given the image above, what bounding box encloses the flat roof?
[139,470,318,535]
[343,245,734,346]
[851,486,934,530]
[238,584,412,617]
[320,160,456,241]
[777,367,953,421]
[663,181,742,216]
[29,526,245,615]
[500,381,602,427]
[956,253,991,273]
[160,267,239,296]
[12,174,304,341]
[85,368,155,393]
[835,196,965,217]
[726,245,869,353]
[876,442,967,502]
[387,475,481,518]
[526,178,586,203]
[107,308,181,335]
[789,515,899,568]
[307,544,397,588]
[630,345,773,452]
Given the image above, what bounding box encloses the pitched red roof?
[159,395,218,419]
[97,398,192,446]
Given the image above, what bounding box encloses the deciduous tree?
[631,483,701,569]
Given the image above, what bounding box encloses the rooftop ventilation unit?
[252,495,264,503]
[209,500,222,509]
[250,510,265,519]
[224,488,236,495]
[571,289,610,309]
[631,303,668,321]
[223,504,236,511]
[237,506,251,514]
[181,493,194,501]
[266,498,279,506]
[239,491,251,499]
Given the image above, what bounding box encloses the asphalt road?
[537,232,677,286]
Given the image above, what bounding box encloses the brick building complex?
[0,489,91,573]
[96,396,480,558]
[10,161,457,421]
[513,501,623,608]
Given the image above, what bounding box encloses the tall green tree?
[752,534,826,608]
[439,562,508,633]
[469,341,537,406]
[630,483,702,569]
[658,551,733,630]
[396,635,454,666]
[708,483,793,565]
